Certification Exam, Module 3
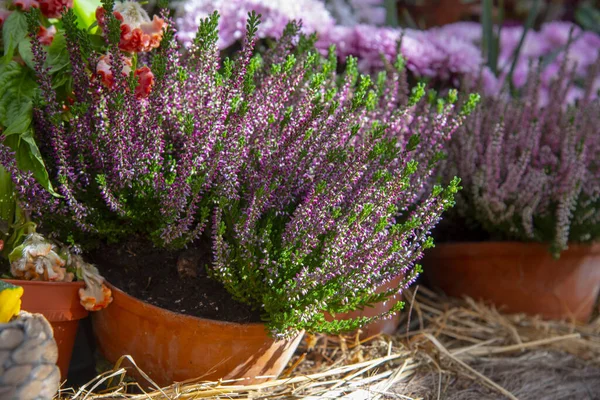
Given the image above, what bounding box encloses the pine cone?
[0,312,60,400]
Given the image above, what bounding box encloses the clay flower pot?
[422,242,600,321]
[92,284,304,386]
[2,280,88,379]
[0,311,61,399]
[329,275,404,338]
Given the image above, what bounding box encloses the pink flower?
[316,25,356,59]
[96,54,132,88]
[175,0,335,49]
[97,1,166,53]
[540,21,582,47]
[426,30,483,78]
[96,54,153,99]
[38,25,56,46]
[437,21,482,43]
[499,27,549,66]
[39,0,72,18]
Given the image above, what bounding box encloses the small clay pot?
[422,242,600,321]
[329,274,404,338]
[92,284,304,387]
[2,280,88,380]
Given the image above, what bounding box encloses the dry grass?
[56,287,600,400]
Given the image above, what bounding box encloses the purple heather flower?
[540,21,582,47]
[435,21,481,43]
[444,61,600,255]
[2,8,469,336]
[325,0,386,26]
[425,30,483,79]
[175,0,335,47]
[498,27,550,67]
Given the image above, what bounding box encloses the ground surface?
[57,287,600,400]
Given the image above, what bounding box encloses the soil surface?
[432,217,493,243]
[85,236,262,324]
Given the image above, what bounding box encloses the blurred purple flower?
[175,0,335,47]
[326,0,386,26]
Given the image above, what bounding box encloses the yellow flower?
[0,281,23,323]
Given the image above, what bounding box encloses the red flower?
[96,54,132,88]
[96,2,166,53]
[96,54,153,99]
[37,25,56,46]
[13,0,39,11]
[38,0,73,18]
[134,66,154,99]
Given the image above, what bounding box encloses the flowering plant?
[2,0,477,335]
[443,61,600,256]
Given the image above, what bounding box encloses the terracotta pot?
[1,280,88,379]
[422,242,600,321]
[328,274,404,338]
[92,284,304,386]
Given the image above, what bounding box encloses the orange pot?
[92,284,304,386]
[422,242,600,321]
[2,279,88,379]
[329,275,404,337]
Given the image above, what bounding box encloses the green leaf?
[45,32,70,73]
[2,11,28,62]
[0,62,37,128]
[17,38,35,70]
[2,103,32,135]
[3,130,61,197]
[72,0,102,30]
[8,243,24,264]
[0,165,16,227]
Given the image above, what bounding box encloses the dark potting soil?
[85,237,262,324]
[432,217,493,243]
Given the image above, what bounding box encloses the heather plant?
[444,60,600,256]
[0,0,164,260]
[1,0,477,336]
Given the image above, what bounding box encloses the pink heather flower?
[38,0,72,18]
[14,0,39,11]
[38,25,56,46]
[446,62,600,255]
[8,14,468,335]
[175,0,335,48]
[96,1,167,53]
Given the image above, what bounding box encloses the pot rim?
[427,241,600,258]
[105,282,271,329]
[2,279,86,287]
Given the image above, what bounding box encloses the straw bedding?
[56,287,600,400]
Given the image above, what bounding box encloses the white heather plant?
[1,1,478,337]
